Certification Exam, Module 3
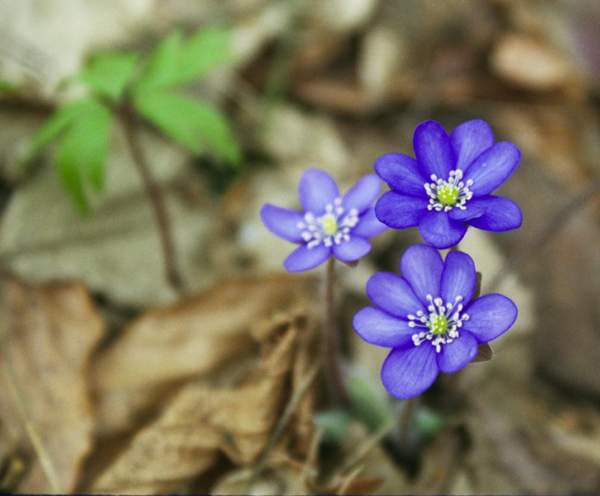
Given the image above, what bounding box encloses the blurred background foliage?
[0,0,599,494]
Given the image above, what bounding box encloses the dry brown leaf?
[93,274,315,435]
[91,311,316,494]
[211,464,308,495]
[491,33,575,91]
[0,278,103,493]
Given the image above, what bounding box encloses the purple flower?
[260,168,386,272]
[374,119,522,248]
[353,244,517,399]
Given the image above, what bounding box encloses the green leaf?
[347,372,394,432]
[24,99,97,163]
[415,407,445,439]
[314,410,352,443]
[134,28,231,91]
[80,51,139,101]
[134,31,183,90]
[133,90,241,165]
[55,100,112,212]
[177,27,231,84]
[0,80,15,93]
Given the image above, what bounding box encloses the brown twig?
[248,360,320,488]
[119,104,183,292]
[337,465,365,495]
[323,258,350,406]
[487,176,600,292]
[340,421,395,474]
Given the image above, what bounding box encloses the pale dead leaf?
[91,311,316,494]
[0,278,103,493]
[211,465,308,495]
[491,33,575,91]
[93,274,315,435]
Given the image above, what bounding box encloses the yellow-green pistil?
[321,213,338,236]
[436,184,460,207]
[428,313,448,335]
[424,169,474,212]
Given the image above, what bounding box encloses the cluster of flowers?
[261,119,520,399]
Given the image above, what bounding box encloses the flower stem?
[323,258,349,406]
[397,396,418,446]
[119,104,184,293]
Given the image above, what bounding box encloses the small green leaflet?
[56,100,112,213]
[134,27,231,91]
[415,407,445,439]
[313,410,352,443]
[177,27,231,84]
[29,99,113,214]
[133,89,241,165]
[0,80,15,93]
[347,372,394,432]
[134,31,183,91]
[24,99,96,163]
[80,51,139,101]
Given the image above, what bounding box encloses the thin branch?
[119,104,183,293]
[488,176,600,291]
[248,360,320,487]
[339,420,394,474]
[337,465,365,495]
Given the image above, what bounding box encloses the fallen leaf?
[91,308,316,494]
[0,277,103,493]
[93,274,316,435]
[491,33,575,91]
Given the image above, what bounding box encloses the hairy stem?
[397,396,418,446]
[323,258,349,406]
[119,104,183,292]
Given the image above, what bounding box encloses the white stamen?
[299,197,360,249]
[410,295,470,353]
[424,169,474,212]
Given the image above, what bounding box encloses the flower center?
[407,295,470,353]
[424,169,474,212]
[437,184,459,206]
[428,313,448,335]
[297,198,359,249]
[321,213,338,236]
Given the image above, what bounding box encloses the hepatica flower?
[375,119,522,248]
[260,168,386,272]
[353,244,517,399]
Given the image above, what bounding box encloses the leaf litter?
[2,0,600,493]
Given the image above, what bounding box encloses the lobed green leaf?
[0,80,15,93]
[55,100,112,213]
[134,27,231,91]
[347,373,394,432]
[313,410,353,443]
[134,31,183,90]
[80,51,139,101]
[133,90,240,165]
[24,99,97,163]
[177,27,231,84]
